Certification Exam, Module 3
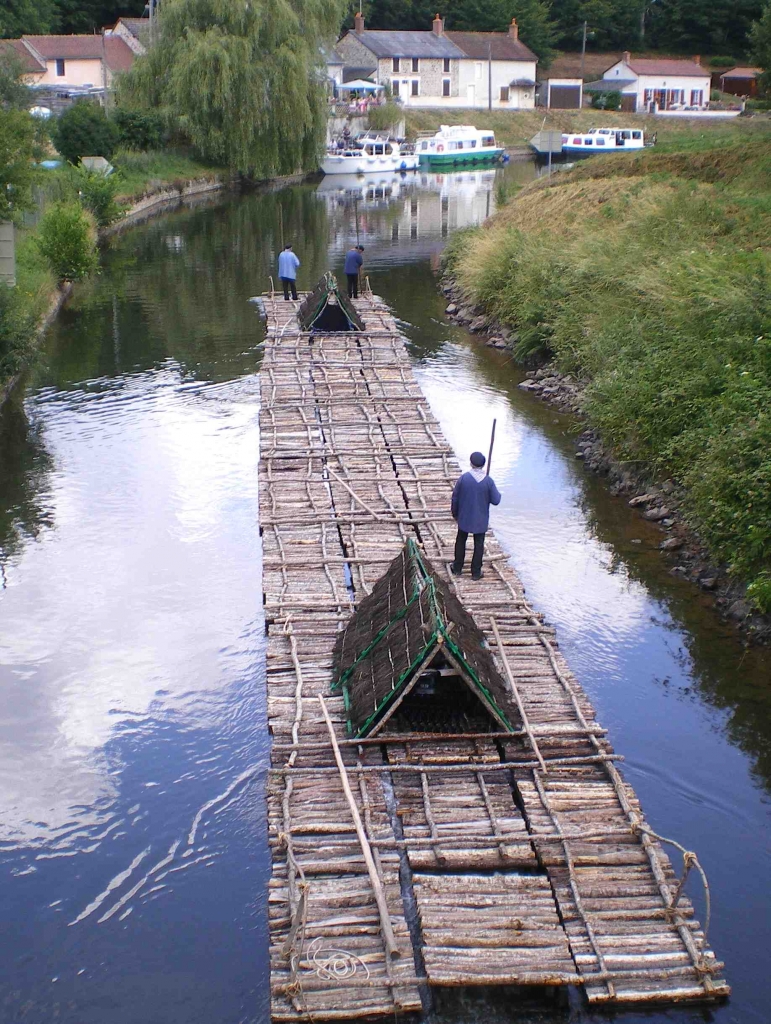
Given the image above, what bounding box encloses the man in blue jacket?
[278,244,300,300]
[344,245,364,298]
[450,452,501,580]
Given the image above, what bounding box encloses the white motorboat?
[415,125,505,166]
[321,134,418,175]
[561,127,650,153]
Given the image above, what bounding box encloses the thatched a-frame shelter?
[332,539,517,737]
[298,273,364,333]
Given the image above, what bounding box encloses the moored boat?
[416,125,505,166]
[560,127,651,154]
[321,134,418,175]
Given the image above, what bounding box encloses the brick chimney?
[509,18,519,41]
[354,10,364,32]
[433,13,443,35]
[622,50,631,64]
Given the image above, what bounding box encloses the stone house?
[335,13,537,109]
[585,54,711,112]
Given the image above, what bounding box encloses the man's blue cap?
[470,452,485,467]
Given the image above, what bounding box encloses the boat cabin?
[562,127,645,151]
[332,539,517,737]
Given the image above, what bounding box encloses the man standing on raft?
[450,452,501,580]
[278,244,300,301]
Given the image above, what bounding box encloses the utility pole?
[579,20,587,81]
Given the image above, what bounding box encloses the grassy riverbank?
[404,107,770,152]
[443,128,771,605]
[1,151,226,400]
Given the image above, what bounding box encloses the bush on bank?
[0,282,38,382]
[36,203,98,283]
[444,138,771,600]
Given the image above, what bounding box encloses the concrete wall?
[38,57,106,88]
[456,58,536,109]
[0,221,15,287]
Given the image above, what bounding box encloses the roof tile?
[626,57,707,77]
[351,30,465,59]
[445,30,537,62]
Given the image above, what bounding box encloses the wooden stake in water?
[487,418,497,476]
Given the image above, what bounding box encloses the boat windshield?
[481,135,495,147]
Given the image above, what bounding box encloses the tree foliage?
[0,109,37,219]
[0,46,31,108]
[361,0,764,55]
[450,0,556,62]
[647,0,763,56]
[52,101,120,165]
[118,0,347,177]
[0,0,59,37]
[751,1,771,93]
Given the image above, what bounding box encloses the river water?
[1,163,770,1024]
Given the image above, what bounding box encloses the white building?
[585,53,711,112]
[336,13,537,109]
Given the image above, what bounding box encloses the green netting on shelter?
[297,273,364,333]
[332,539,517,737]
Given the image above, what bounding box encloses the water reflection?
[0,170,770,1024]
[0,393,54,582]
[317,161,538,267]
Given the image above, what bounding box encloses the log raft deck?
[260,288,729,1021]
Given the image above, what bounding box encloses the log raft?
[260,291,729,1020]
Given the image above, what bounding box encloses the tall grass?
[445,133,771,595]
[111,148,223,198]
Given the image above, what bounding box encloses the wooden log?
[318,695,401,962]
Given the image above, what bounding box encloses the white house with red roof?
[585,52,711,112]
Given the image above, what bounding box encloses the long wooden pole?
[487,418,497,475]
[317,695,401,961]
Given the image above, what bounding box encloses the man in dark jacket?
[450,452,501,580]
[344,245,364,298]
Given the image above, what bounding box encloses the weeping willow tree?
[117,0,346,177]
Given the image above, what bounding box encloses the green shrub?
[0,281,37,379]
[591,90,621,111]
[52,101,120,165]
[710,88,723,101]
[748,572,771,613]
[367,102,403,132]
[36,202,98,282]
[710,56,737,68]
[113,108,164,151]
[747,98,771,110]
[74,166,123,227]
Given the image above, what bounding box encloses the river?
[0,163,769,1024]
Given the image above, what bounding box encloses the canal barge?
[260,276,729,1020]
